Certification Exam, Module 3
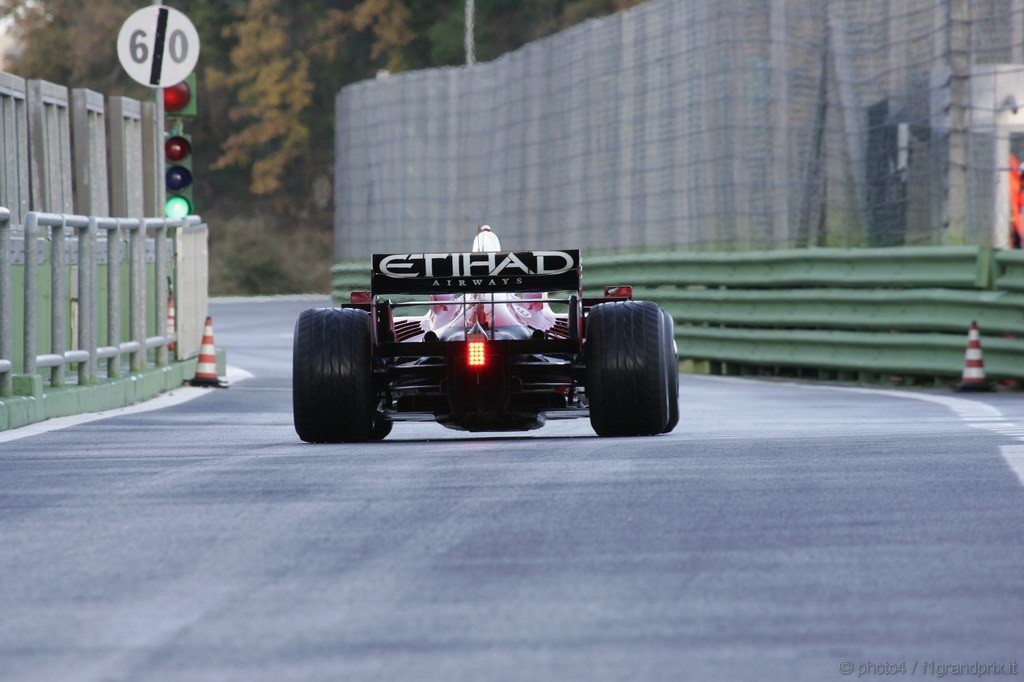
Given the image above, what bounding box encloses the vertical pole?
[465,0,476,66]
[154,220,168,366]
[827,2,867,230]
[79,217,97,385]
[107,221,122,379]
[50,217,66,387]
[887,0,908,107]
[0,208,11,397]
[130,220,146,373]
[23,212,37,374]
[1013,0,1023,64]
[769,0,789,246]
[946,0,970,244]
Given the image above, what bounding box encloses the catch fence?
[335,0,1024,258]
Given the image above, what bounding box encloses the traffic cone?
[956,321,994,392]
[190,316,226,387]
[166,292,176,353]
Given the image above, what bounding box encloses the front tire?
[586,301,670,436]
[293,308,376,443]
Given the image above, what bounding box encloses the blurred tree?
[207,0,314,199]
[0,0,145,95]
[352,0,414,71]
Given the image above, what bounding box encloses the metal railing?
[0,208,202,398]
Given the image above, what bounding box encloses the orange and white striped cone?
[956,321,994,392]
[166,292,176,353]
[190,316,225,387]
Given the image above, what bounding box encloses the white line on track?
[690,375,1024,488]
[0,365,254,445]
[1001,446,1024,487]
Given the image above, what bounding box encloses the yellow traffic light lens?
[165,195,192,219]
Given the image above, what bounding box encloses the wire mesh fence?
[334,0,1024,260]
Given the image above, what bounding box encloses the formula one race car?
[292,227,678,442]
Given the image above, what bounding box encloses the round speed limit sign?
[117,6,200,88]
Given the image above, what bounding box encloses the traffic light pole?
[153,0,166,211]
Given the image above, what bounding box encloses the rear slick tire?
[661,309,679,433]
[586,301,670,437]
[292,308,376,443]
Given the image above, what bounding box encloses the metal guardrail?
[331,246,1024,381]
[580,247,990,289]
[677,327,1024,379]
[995,250,1024,293]
[0,209,202,398]
[642,288,1024,336]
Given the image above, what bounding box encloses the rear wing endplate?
[371,250,581,295]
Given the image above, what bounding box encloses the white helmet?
[471,224,502,253]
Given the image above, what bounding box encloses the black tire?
[371,419,393,440]
[292,308,376,443]
[586,301,670,436]
[661,309,679,433]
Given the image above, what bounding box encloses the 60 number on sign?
[117,6,200,88]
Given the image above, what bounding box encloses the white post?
[769,0,789,244]
[946,0,970,244]
[465,0,476,66]
[1013,0,1024,63]
[154,0,165,217]
[995,109,1011,249]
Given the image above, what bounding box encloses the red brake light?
[467,336,487,368]
[349,291,371,304]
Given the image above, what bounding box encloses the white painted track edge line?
[687,374,1004,418]
[999,445,1024,488]
[0,365,254,445]
[689,374,1024,489]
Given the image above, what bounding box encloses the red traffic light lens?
[165,136,191,162]
[164,81,191,112]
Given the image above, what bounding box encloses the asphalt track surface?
[1,297,1022,682]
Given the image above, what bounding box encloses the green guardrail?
[679,327,1024,378]
[644,288,1024,336]
[995,250,1024,292]
[332,246,1024,382]
[582,246,990,289]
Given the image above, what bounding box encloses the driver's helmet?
[472,224,501,253]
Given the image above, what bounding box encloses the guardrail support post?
[107,220,122,379]
[129,219,145,373]
[50,216,66,387]
[154,219,168,366]
[78,217,98,385]
[23,212,38,375]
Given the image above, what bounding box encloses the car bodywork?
[292,229,678,441]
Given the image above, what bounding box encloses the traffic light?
[163,73,196,117]
[162,71,196,218]
[165,132,193,218]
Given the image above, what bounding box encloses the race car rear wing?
[371,250,581,295]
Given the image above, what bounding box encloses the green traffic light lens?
[165,195,192,219]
